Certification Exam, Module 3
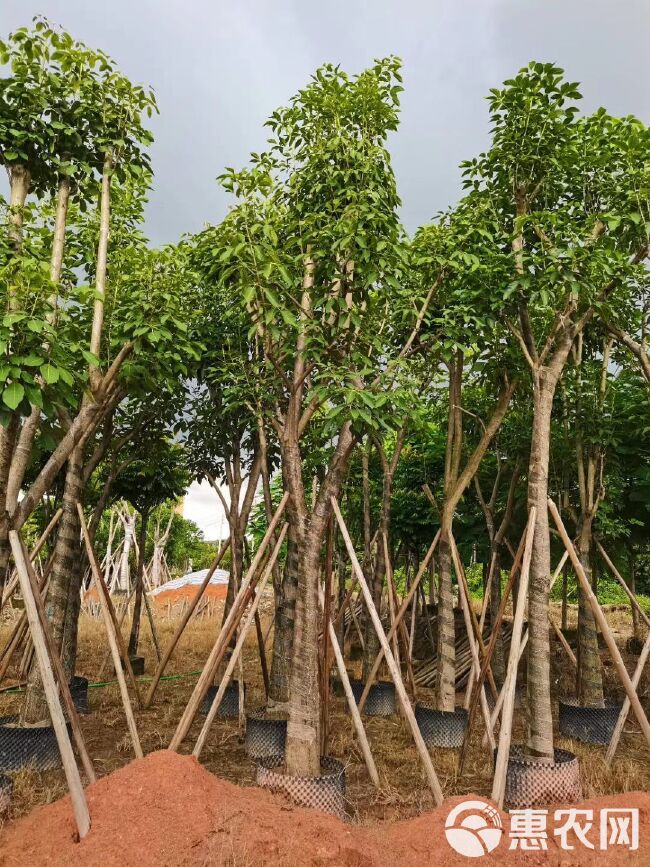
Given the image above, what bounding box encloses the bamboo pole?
[596,541,650,630]
[192,525,287,759]
[605,630,650,764]
[1,508,63,612]
[450,535,496,751]
[9,531,91,839]
[10,533,96,783]
[96,582,137,681]
[319,585,380,786]
[332,496,444,805]
[549,499,650,749]
[480,557,569,747]
[169,494,289,750]
[383,534,416,697]
[78,504,144,715]
[491,506,536,808]
[144,539,231,708]
[459,526,527,772]
[357,530,440,713]
[451,540,498,701]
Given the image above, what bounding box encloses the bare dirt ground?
[0,598,648,863]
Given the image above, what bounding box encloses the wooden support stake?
[9,531,91,839]
[332,496,444,805]
[144,539,231,707]
[383,533,416,698]
[11,533,96,783]
[192,525,287,759]
[78,506,144,758]
[459,525,527,772]
[481,559,567,748]
[549,499,650,749]
[605,630,650,764]
[450,536,498,701]
[169,493,289,750]
[254,609,270,700]
[319,585,380,787]
[358,530,440,714]
[1,507,63,612]
[491,506,536,808]
[596,541,650,631]
[450,536,496,751]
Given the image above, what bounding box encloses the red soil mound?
[0,750,647,866]
[150,584,228,604]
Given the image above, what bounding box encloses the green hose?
[1,669,203,695]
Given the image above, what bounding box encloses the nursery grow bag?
[256,755,346,818]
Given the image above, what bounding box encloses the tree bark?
[525,375,556,760]
[284,422,355,777]
[21,446,84,724]
[576,519,604,707]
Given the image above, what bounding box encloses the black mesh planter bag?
[245,707,287,759]
[129,656,145,676]
[69,675,89,715]
[498,746,582,808]
[199,681,245,718]
[559,698,622,745]
[349,680,396,716]
[256,755,346,819]
[0,772,12,816]
[415,703,468,748]
[0,715,68,772]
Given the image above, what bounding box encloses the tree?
[461,62,649,758]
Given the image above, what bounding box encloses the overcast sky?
[3,1,648,538]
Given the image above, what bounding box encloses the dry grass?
[0,597,648,828]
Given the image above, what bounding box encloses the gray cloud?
[3,0,649,244]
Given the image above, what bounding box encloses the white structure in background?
[148,568,230,597]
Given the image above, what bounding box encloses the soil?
[0,750,647,866]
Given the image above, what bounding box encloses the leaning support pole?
[450,535,496,751]
[549,499,650,749]
[144,539,231,708]
[193,525,287,758]
[319,584,380,787]
[459,527,527,773]
[357,530,440,714]
[9,531,91,839]
[596,541,650,631]
[332,496,444,805]
[605,630,650,764]
[491,506,536,809]
[11,533,96,784]
[1,507,63,612]
[78,506,144,758]
[169,493,289,751]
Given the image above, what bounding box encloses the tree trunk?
[561,560,569,631]
[576,520,604,707]
[525,377,555,760]
[128,507,150,657]
[21,447,84,724]
[0,415,19,597]
[269,525,299,705]
[436,517,456,712]
[629,552,640,640]
[285,423,355,777]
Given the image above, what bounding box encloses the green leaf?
[2,381,24,410]
[40,363,59,384]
